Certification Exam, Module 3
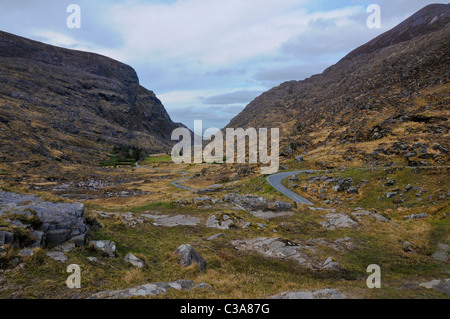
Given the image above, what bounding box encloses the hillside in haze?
[0,31,184,170]
[226,4,449,167]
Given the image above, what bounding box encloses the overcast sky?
[0,0,446,130]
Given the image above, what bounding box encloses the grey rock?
[90,240,117,257]
[142,214,200,227]
[271,289,346,299]
[347,187,358,194]
[323,257,340,269]
[54,242,76,252]
[0,231,14,246]
[404,213,428,220]
[0,191,90,248]
[88,280,210,299]
[46,251,68,263]
[321,213,358,230]
[206,233,226,241]
[174,244,207,271]
[87,257,100,263]
[419,279,450,296]
[386,192,398,198]
[124,253,145,268]
[332,185,344,192]
[251,211,294,219]
[267,201,293,212]
[18,248,34,257]
[295,155,304,163]
[232,237,308,265]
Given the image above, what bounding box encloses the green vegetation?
[100,146,148,167]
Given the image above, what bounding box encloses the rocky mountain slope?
[226,4,449,167]
[0,31,183,170]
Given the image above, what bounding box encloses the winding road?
[266,170,324,206]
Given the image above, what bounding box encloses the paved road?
[266,170,324,206]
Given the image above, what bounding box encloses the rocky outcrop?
[224,194,293,212]
[0,191,90,249]
[270,289,346,299]
[88,280,210,299]
[231,237,309,265]
[174,244,207,271]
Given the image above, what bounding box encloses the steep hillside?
[226,4,449,167]
[0,31,183,170]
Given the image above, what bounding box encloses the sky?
[0,0,446,130]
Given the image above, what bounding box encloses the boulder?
[270,289,346,299]
[321,213,358,230]
[124,253,145,268]
[90,240,117,257]
[88,280,210,299]
[175,244,207,271]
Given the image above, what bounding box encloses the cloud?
[201,90,263,105]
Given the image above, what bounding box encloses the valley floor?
[0,155,448,299]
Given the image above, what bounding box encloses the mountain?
[0,31,183,169]
[226,4,449,167]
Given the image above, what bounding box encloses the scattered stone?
[231,237,308,265]
[142,214,200,227]
[270,289,346,299]
[193,196,212,206]
[295,155,304,163]
[332,185,344,192]
[321,213,358,230]
[257,223,267,229]
[323,257,340,269]
[352,209,390,222]
[18,248,34,257]
[46,251,68,263]
[403,213,428,220]
[206,233,226,241]
[267,201,293,212]
[86,257,99,263]
[174,244,207,271]
[385,192,398,199]
[90,240,117,257]
[419,279,450,296]
[402,242,414,253]
[54,242,76,253]
[251,211,294,220]
[88,280,210,299]
[347,187,358,194]
[124,253,145,268]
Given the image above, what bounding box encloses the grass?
[142,155,173,163]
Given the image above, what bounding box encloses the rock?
[267,201,293,212]
[46,251,68,263]
[295,155,304,163]
[231,237,308,265]
[193,196,212,206]
[352,209,390,222]
[270,289,346,299]
[206,233,226,241]
[251,211,294,219]
[321,213,358,230]
[432,143,448,154]
[419,279,450,296]
[54,242,76,252]
[347,187,358,194]
[174,244,207,271]
[256,223,267,229]
[224,194,268,211]
[0,191,90,248]
[332,185,344,192]
[323,257,340,269]
[142,214,200,227]
[90,240,117,257]
[124,253,145,268]
[385,192,398,198]
[87,257,99,263]
[403,213,428,220]
[405,184,412,192]
[88,280,210,299]
[205,212,247,230]
[18,248,34,257]
[0,231,14,246]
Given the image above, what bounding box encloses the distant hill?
[0,30,184,169]
[226,4,449,167]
